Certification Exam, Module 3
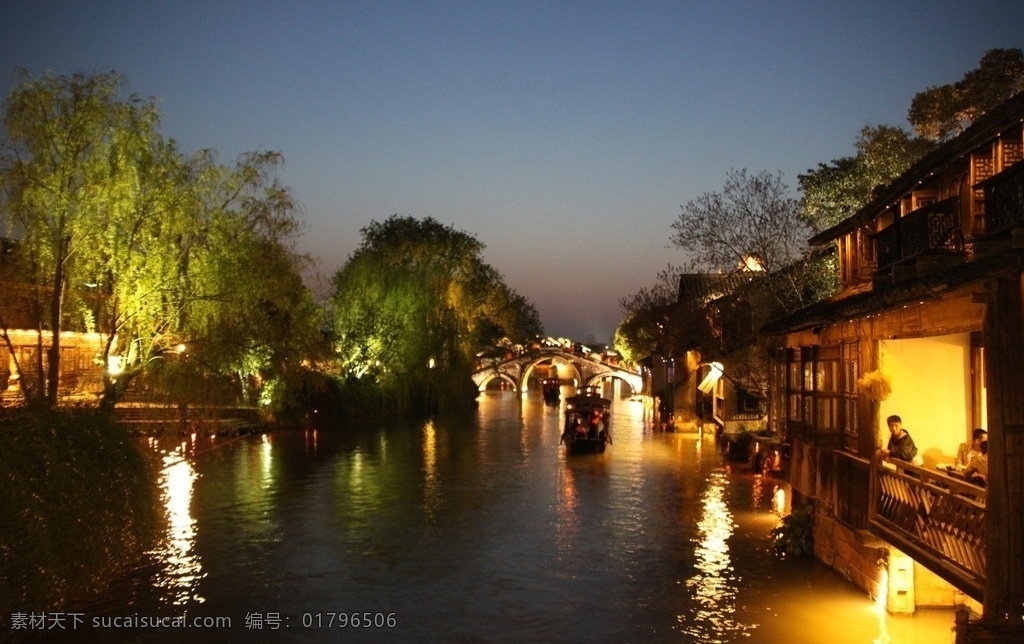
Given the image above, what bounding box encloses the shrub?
[771,506,814,560]
[0,407,158,614]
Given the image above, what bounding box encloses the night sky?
[2,1,1022,342]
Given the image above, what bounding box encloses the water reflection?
[874,569,892,644]
[101,395,958,642]
[422,419,441,521]
[555,463,580,557]
[304,427,318,457]
[150,453,204,606]
[680,469,753,641]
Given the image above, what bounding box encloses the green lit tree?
[799,125,934,232]
[909,48,1024,142]
[0,69,164,406]
[614,264,683,366]
[162,150,320,407]
[330,215,541,413]
[1,70,316,409]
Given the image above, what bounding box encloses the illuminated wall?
[878,333,972,466]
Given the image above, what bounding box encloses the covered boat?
[560,387,612,454]
[542,378,561,405]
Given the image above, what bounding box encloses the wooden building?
[651,272,770,433]
[765,92,1024,633]
[0,239,106,402]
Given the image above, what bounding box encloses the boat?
[560,387,612,454]
[541,378,561,405]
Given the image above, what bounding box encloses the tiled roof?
[678,272,761,303]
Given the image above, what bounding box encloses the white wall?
[878,334,972,466]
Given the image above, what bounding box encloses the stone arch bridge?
[472,348,643,395]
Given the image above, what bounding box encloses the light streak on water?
[874,568,891,644]
[679,469,755,642]
[422,419,441,521]
[150,453,204,606]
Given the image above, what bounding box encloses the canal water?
[69,390,956,642]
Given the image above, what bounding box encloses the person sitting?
[955,428,987,470]
[879,414,922,466]
[964,439,989,487]
[589,409,602,437]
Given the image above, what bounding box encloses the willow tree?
[88,147,317,407]
[184,150,320,405]
[0,69,166,406]
[330,215,541,413]
[1,70,316,408]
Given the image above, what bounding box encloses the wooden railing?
[869,457,986,601]
[983,159,1024,236]
[875,198,963,270]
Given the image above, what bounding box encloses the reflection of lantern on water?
[304,427,319,457]
[773,486,787,516]
[154,454,205,605]
[422,420,441,520]
[873,567,891,644]
[678,470,753,640]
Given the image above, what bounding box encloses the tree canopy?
[670,169,810,279]
[909,48,1024,142]
[799,125,935,232]
[614,264,682,366]
[0,69,317,408]
[330,215,542,413]
[801,49,1024,233]
[618,169,837,392]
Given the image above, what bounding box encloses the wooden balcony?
[868,456,986,601]
[875,198,965,275]
[981,159,1024,237]
[813,449,986,600]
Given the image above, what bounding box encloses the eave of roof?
[809,91,1024,246]
[762,249,1024,335]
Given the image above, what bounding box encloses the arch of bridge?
[472,350,642,395]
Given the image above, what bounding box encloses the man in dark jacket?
[881,414,919,463]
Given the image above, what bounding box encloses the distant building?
[647,269,772,433]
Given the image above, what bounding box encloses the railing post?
[868,451,879,522]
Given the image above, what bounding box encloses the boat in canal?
[560,386,612,454]
[541,378,560,405]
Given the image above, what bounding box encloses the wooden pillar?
[859,339,881,458]
[981,273,1024,625]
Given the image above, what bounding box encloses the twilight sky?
[2,1,1022,342]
